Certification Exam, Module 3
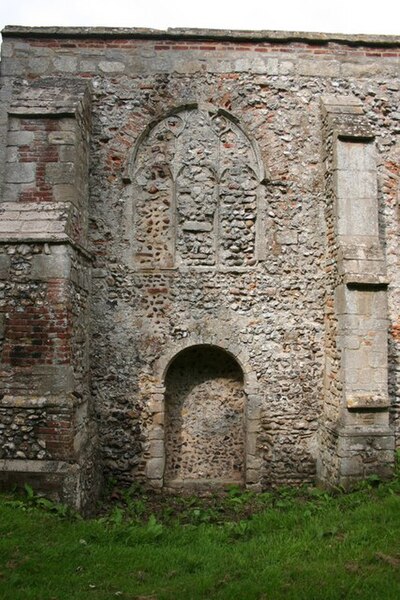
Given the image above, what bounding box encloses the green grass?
[1,479,400,600]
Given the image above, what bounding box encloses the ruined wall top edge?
[2,26,400,47]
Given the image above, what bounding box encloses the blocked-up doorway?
[164,345,245,488]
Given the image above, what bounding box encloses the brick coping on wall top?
[1,26,400,47]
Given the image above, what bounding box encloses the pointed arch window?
[130,106,266,269]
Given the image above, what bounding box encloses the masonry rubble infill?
[0,26,399,511]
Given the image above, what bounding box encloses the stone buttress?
[320,95,395,487]
[0,82,99,511]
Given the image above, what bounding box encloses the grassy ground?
[1,478,400,600]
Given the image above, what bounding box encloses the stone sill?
[0,394,87,409]
[2,26,400,47]
[346,393,390,410]
[0,235,92,261]
[323,423,394,438]
[8,107,78,118]
[344,274,389,287]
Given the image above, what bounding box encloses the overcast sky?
[0,0,399,36]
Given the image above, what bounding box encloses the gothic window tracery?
[131,107,264,269]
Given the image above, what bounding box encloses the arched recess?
[126,104,269,270]
[164,345,245,488]
[145,341,262,491]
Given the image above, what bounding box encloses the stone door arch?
[145,342,262,490]
[164,345,245,489]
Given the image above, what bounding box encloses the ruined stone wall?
[0,27,399,502]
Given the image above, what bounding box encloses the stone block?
[6,147,18,163]
[336,169,377,200]
[249,58,270,75]
[211,60,233,73]
[347,411,389,428]
[246,434,257,456]
[0,255,11,279]
[373,435,396,456]
[369,351,387,369]
[334,140,376,171]
[7,117,22,132]
[148,397,163,413]
[357,366,381,388]
[92,268,108,279]
[73,427,88,455]
[278,60,294,75]
[1,183,28,202]
[343,367,359,385]
[343,347,369,372]
[99,61,125,73]
[48,131,76,145]
[321,94,363,114]
[21,220,65,233]
[336,287,387,318]
[59,120,77,132]
[297,59,340,77]
[264,58,279,75]
[0,220,21,233]
[146,457,164,480]
[337,200,379,238]
[246,455,262,471]
[246,402,261,420]
[346,392,389,409]
[339,455,363,476]
[373,369,388,384]
[148,440,164,458]
[33,366,75,395]
[7,131,35,146]
[148,426,164,441]
[80,60,98,72]
[182,221,213,232]
[345,336,360,350]
[31,247,71,280]
[234,58,252,73]
[53,184,77,203]
[59,146,76,162]
[5,163,36,184]
[1,41,14,58]
[147,478,163,489]
[46,163,75,185]
[247,419,260,434]
[245,468,260,484]
[53,56,78,72]
[276,230,298,245]
[152,412,164,426]
[0,59,24,76]
[340,61,391,78]
[28,58,50,74]
[173,60,203,75]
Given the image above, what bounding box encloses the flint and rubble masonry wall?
[0,27,399,506]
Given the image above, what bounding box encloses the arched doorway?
[164,345,246,489]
